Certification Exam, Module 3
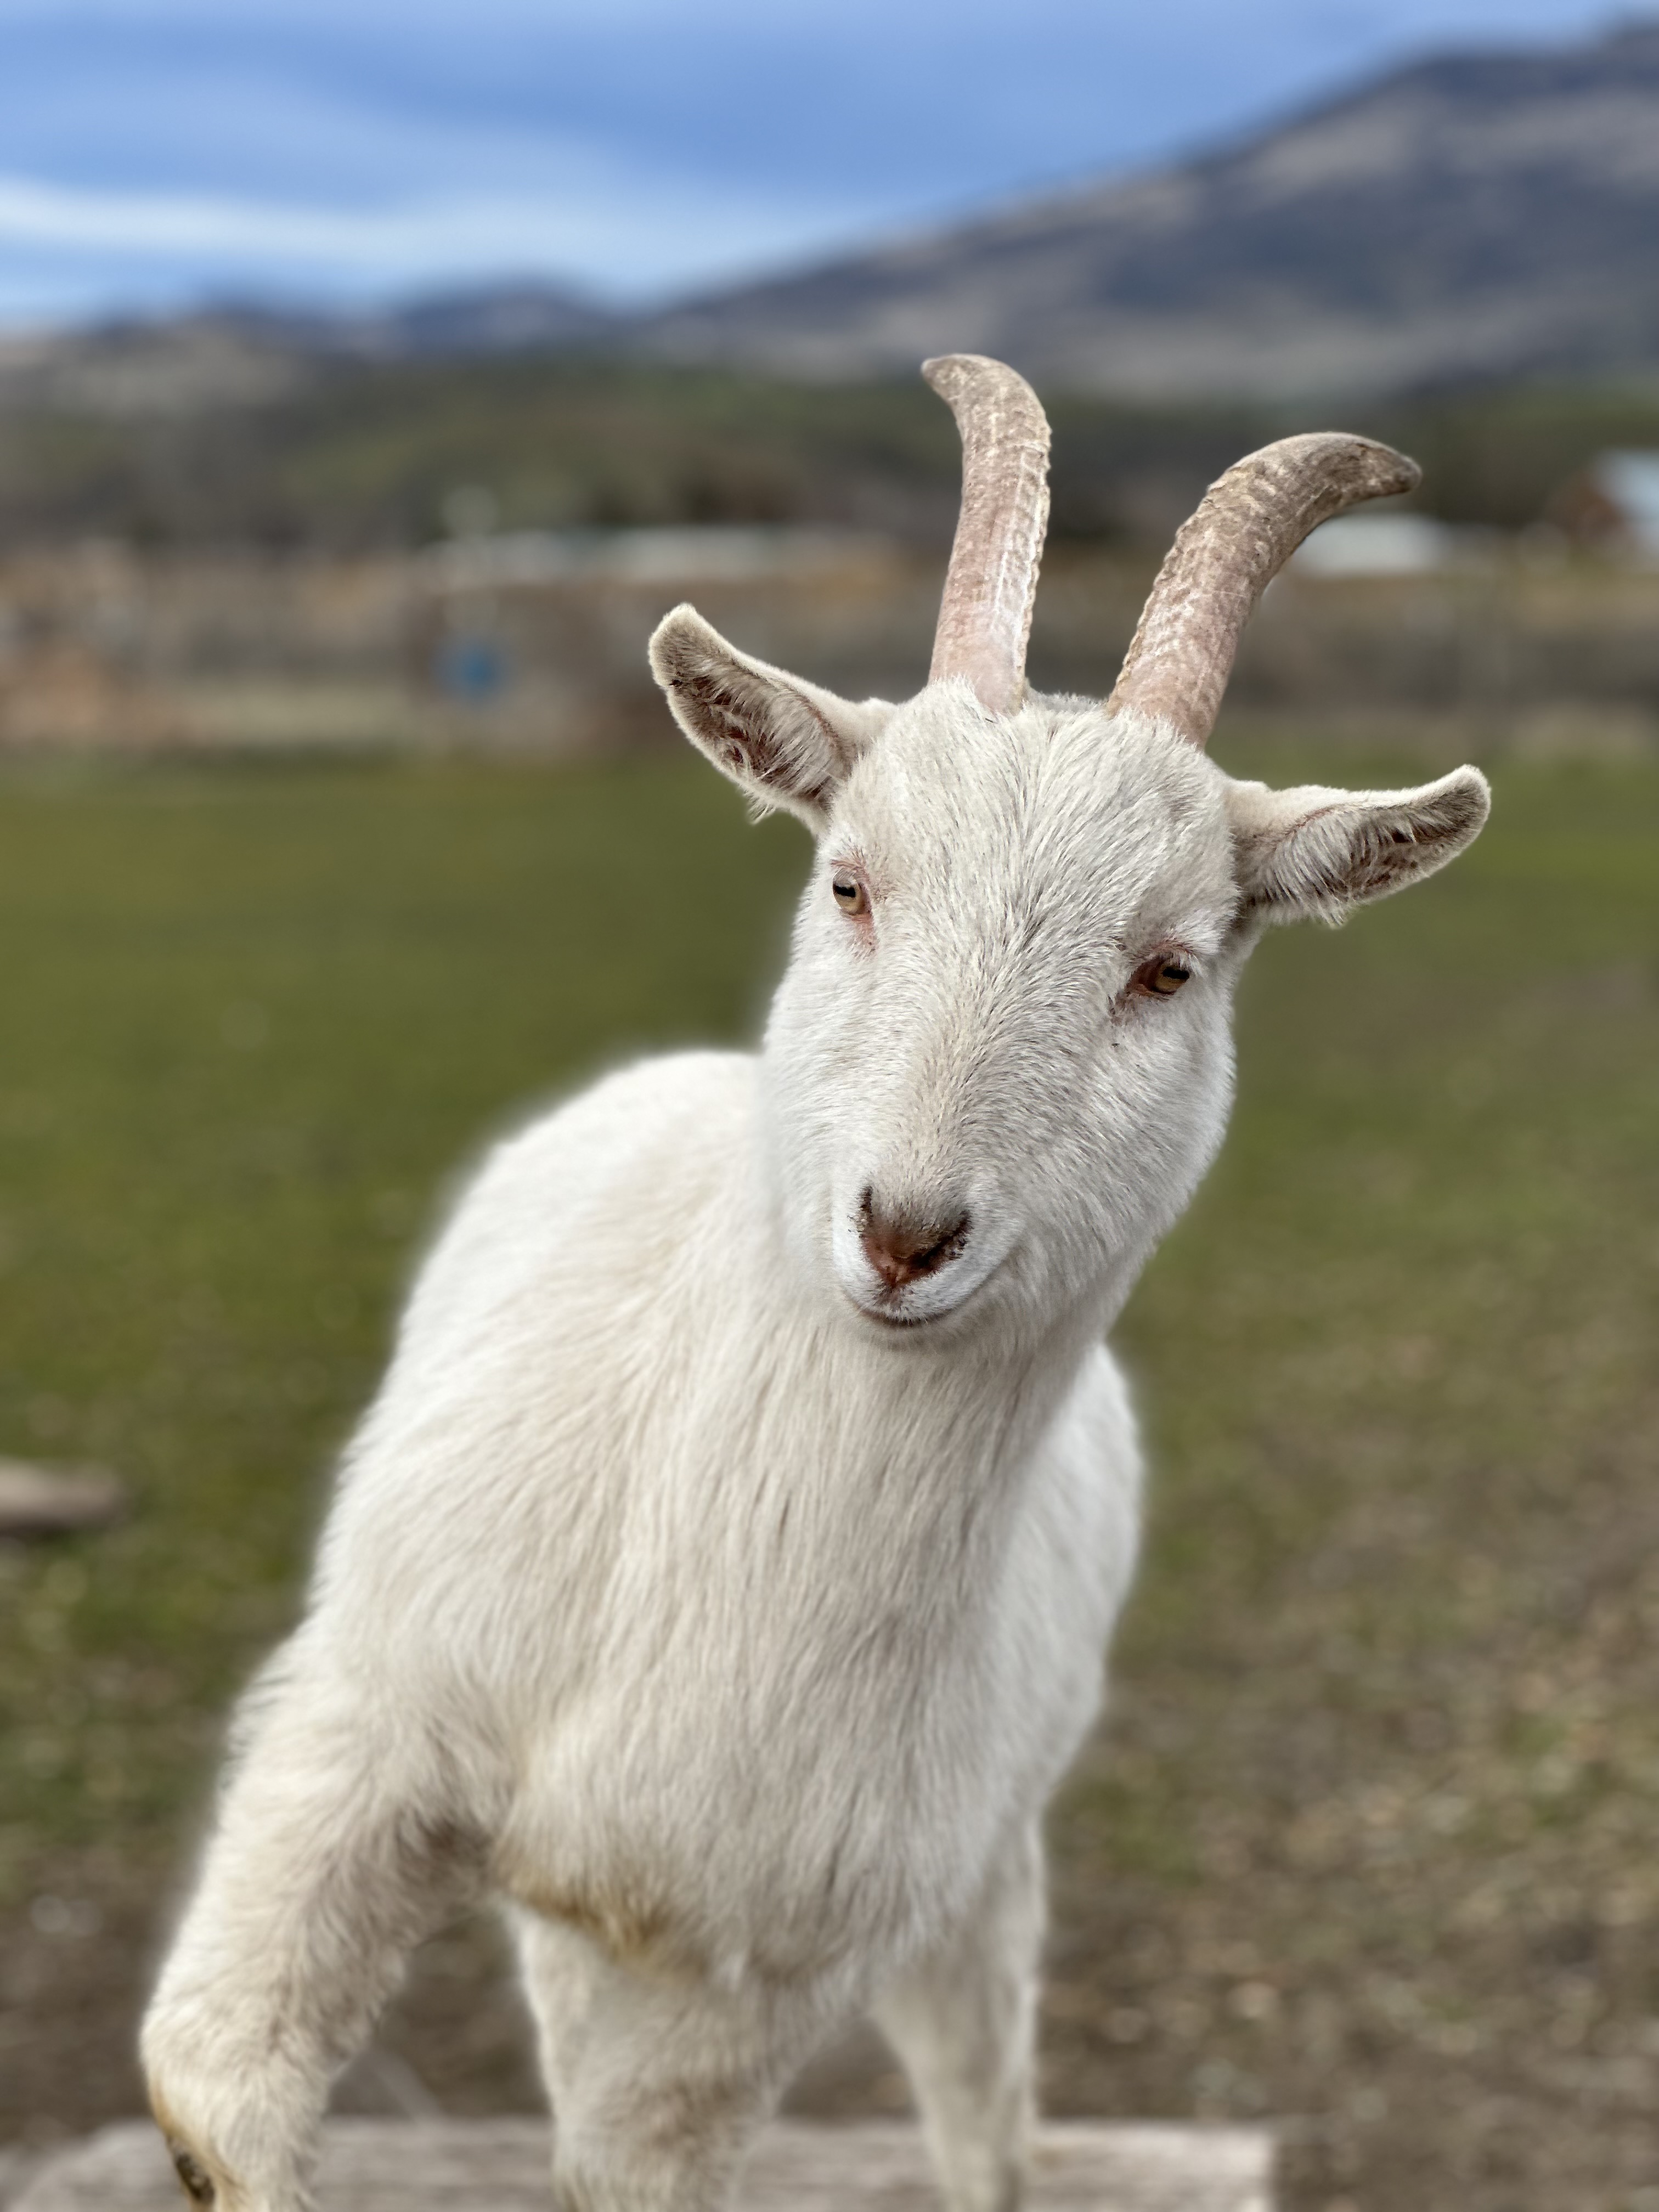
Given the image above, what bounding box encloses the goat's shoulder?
[390,1049,756,1368]
[461,1048,753,1222]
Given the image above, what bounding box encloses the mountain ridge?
[635,18,1659,399]
[2,18,1656,409]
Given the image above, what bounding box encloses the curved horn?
[923,354,1051,715]
[1108,433,1421,747]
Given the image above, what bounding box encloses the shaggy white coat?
[142,630,1489,2212]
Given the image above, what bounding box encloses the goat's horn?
[923,354,1051,716]
[1108,433,1421,747]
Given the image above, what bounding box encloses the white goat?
[143,357,1488,2212]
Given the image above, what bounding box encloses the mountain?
[223,283,624,361]
[0,282,622,417]
[636,21,1659,400]
[4,21,1657,415]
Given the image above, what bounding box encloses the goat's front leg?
[874,1823,1045,2212]
[517,1911,833,2212]
[142,1658,487,2211]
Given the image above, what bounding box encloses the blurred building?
[1551,452,1659,557]
[1292,512,1463,578]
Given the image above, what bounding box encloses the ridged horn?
[923,354,1052,716]
[1108,433,1421,747]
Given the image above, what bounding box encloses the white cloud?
[0,170,890,304]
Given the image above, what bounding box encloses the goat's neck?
[742,1148,1143,1518]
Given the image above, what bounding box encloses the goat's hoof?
[167,2140,217,2205]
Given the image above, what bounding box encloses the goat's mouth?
[840,1251,1008,1338]
[857,1302,939,1332]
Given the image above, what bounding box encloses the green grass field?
[0,746,1656,2208]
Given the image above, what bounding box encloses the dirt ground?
[6,1716,1658,2212]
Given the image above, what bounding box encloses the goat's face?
[649,352,1488,1342]
[765,691,1240,1337]
[650,612,1488,1342]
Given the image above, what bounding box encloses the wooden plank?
[14,2118,1274,2211]
[0,2148,51,2210]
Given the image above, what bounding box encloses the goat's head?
[650,357,1489,1343]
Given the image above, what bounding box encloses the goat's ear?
[648,604,891,829]
[1226,765,1490,926]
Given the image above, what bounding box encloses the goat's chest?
[496,1352,1133,1977]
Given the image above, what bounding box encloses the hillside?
[0,284,618,420]
[638,20,1659,399]
[2,349,1658,551]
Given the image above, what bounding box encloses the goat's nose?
[859,1192,972,1290]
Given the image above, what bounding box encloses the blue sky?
[0,0,1639,326]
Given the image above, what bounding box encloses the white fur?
[143,658,1488,2212]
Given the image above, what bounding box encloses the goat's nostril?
[859,1200,972,1290]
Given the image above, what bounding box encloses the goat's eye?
[1134,955,1193,997]
[831,870,868,916]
